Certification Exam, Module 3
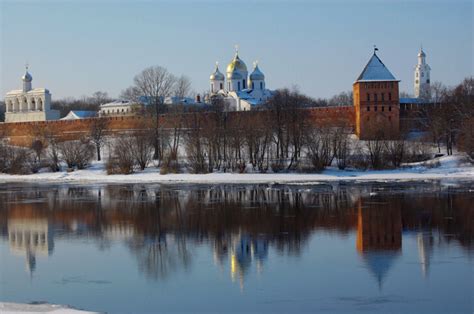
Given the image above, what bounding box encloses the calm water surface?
[0,181,472,313]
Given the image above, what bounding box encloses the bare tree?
[106,136,135,174]
[130,130,153,171]
[174,75,192,100]
[120,86,142,102]
[304,126,334,171]
[59,138,95,169]
[130,66,177,160]
[328,91,353,107]
[90,91,111,107]
[90,117,109,161]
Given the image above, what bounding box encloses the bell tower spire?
[414,47,431,99]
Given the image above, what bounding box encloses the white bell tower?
[414,47,431,99]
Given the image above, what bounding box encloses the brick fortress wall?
[0,106,356,147]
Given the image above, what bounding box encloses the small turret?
[22,64,32,92]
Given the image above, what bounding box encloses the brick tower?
[353,48,400,139]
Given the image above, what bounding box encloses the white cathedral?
[4,67,59,123]
[207,49,273,111]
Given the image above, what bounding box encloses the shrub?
[185,140,208,174]
[106,137,135,175]
[271,159,286,173]
[58,139,94,170]
[160,151,179,174]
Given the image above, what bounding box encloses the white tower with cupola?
[414,47,431,99]
[210,62,225,93]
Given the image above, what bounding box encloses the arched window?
[14,99,20,112]
[260,82,263,89]
[211,83,214,93]
[252,82,254,89]
[238,81,241,91]
[37,98,43,111]
[243,79,246,89]
[30,98,36,111]
[220,83,223,90]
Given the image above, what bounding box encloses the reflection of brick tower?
[356,199,402,288]
[353,48,400,139]
[356,202,402,252]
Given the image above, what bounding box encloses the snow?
[60,111,97,120]
[0,155,472,185]
[356,53,397,82]
[0,302,98,314]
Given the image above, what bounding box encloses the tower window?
[427,79,430,84]
[252,82,254,89]
[367,106,370,111]
[415,80,419,84]
[220,83,223,89]
[382,106,385,112]
[389,106,392,111]
[228,82,231,90]
[211,83,214,93]
[260,82,263,89]
[243,79,246,89]
[238,82,241,91]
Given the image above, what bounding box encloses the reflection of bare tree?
[125,188,191,280]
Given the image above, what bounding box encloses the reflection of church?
[8,218,54,276]
[230,233,269,289]
[356,200,402,288]
[213,232,269,290]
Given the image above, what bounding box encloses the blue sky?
[1,0,472,99]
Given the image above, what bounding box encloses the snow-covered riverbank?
[0,155,472,184]
[0,302,98,314]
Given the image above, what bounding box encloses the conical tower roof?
[356,52,397,82]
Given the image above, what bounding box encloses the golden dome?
[226,53,247,74]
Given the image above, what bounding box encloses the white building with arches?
[4,68,59,123]
[208,49,273,111]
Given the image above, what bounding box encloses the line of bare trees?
[418,78,474,158]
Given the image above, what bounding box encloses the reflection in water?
[0,183,472,289]
[8,217,54,276]
[356,199,402,288]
